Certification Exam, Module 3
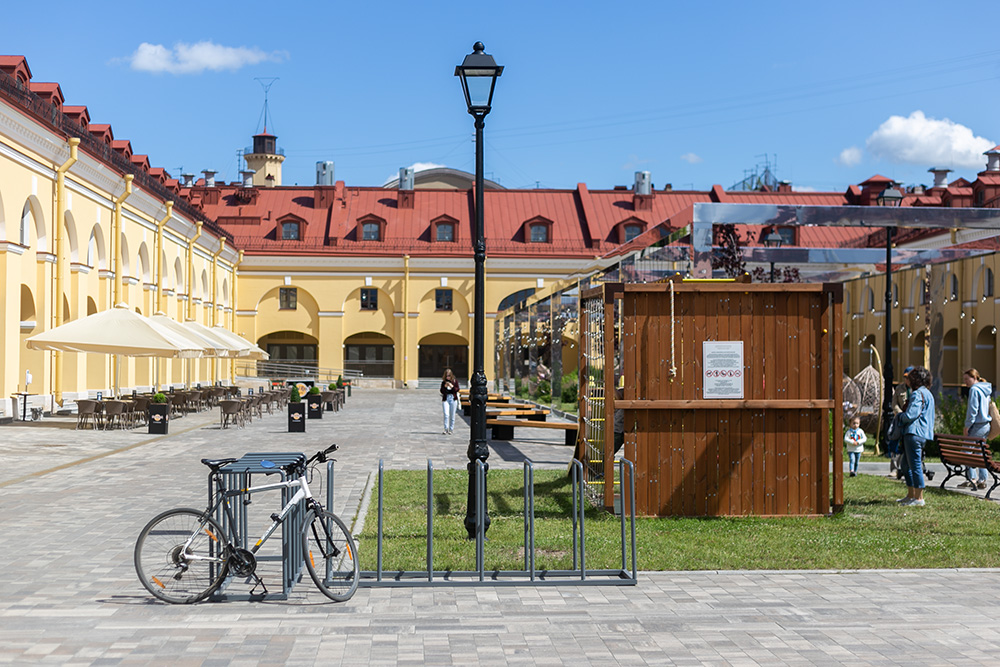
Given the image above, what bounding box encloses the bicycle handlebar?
[307,443,339,466]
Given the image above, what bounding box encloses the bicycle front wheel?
[135,508,230,604]
[302,509,359,602]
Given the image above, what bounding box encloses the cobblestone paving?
[2,389,1000,664]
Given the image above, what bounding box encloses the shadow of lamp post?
[455,42,503,541]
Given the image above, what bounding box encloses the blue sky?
[5,1,1000,192]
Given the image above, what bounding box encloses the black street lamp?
[456,42,503,540]
[876,185,903,452]
[762,228,784,283]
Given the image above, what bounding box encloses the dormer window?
[362,222,381,241]
[624,223,642,242]
[356,215,386,242]
[529,223,549,243]
[615,218,646,244]
[281,221,300,240]
[436,222,455,242]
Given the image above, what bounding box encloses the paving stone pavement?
[3,388,1000,665]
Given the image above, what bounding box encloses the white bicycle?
[134,444,358,603]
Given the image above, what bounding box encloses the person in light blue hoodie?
[960,368,993,490]
[895,366,935,507]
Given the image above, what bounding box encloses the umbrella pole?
[115,354,121,398]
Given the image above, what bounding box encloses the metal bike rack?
[358,457,637,588]
[209,452,307,601]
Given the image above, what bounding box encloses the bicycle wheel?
[135,508,230,604]
[302,509,359,602]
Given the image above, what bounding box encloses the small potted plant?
[306,385,323,419]
[148,392,169,434]
[287,385,306,432]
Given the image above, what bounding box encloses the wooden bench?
[463,398,514,416]
[486,408,549,422]
[936,433,1000,499]
[487,418,578,447]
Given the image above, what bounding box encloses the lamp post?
[762,228,784,283]
[456,42,503,540]
[877,185,903,452]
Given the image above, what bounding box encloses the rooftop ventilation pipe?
[316,161,335,186]
[928,167,952,188]
[985,147,1000,172]
[240,170,256,187]
[399,166,415,191]
[180,173,195,187]
[634,171,651,195]
[201,169,216,187]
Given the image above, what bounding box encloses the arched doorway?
[972,326,996,383]
[942,328,959,388]
[418,332,468,381]
[259,331,319,369]
[344,332,394,378]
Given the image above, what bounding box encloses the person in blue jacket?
[895,366,935,507]
[959,368,993,490]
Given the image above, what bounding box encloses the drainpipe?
[154,201,173,313]
[53,138,79,407]
[230,250,244,384]
[111,174,133,397]
[185,221,203,388]
[186,221,203,321]
[403,254,410,387]
[210,238,227,384]
[112,175,134,306]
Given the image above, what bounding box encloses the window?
[279,287,297,310]
[362,222,381,241]
[281,221,300,240]
[436,222,455,242]
[20,201,31,246]
[435,289,453,311]
[361,288,378,310]
[950,274,959,301]
[529,224,549,243]
[985,268,995,298]
[624,223,642,242]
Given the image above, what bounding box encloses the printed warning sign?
[703,341,744,399]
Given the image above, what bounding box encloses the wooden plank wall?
[618,282,841,517]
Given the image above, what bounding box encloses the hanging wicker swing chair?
[842,373,862,423]
[852,364,885,435]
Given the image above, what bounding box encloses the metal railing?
[358,457,637,588]
[235,360,362,384]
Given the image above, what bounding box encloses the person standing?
[895,366,935,507]
[440,368,460,435]
[844,416,867,477]
[888,366,914,477]
[959,368,992,490]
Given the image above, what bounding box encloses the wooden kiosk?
[578,279,844,517]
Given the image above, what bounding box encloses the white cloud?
[836,146,863,167]
[792,185,818,192]
[679,152,703,164]
[865,111,993,169]
[129,41,287,74]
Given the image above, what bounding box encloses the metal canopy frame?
[691,203,1000,279]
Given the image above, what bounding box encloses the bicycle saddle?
[201,458,239,470]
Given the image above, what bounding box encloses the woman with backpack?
[960,368,993,490]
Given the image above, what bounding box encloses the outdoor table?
[11,393,35,421]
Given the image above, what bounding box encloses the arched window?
[891,282,899,308]
[362,221,381,241]
[950,273,959,301]
[984,268,995,299]
[281,221,300,240]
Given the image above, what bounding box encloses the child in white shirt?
[844,416,867,477]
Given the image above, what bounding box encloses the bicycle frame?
[209,470,317,557]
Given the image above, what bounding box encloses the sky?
[5,1,1000,193]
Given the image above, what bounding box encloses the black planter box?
[148,404,169,434]
[307,395,323,419]
[287,402,306,432]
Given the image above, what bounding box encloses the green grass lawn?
[358,469,1000,572]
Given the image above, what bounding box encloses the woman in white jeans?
[440,368,460,435]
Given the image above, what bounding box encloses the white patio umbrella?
[25,304,205,395]
[209,325,269,360]
[182,321,243,357]
[150,312,229,390]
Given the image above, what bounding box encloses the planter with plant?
[148,392,169,434]
[307,385,323,419]
[288,386,306,432]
